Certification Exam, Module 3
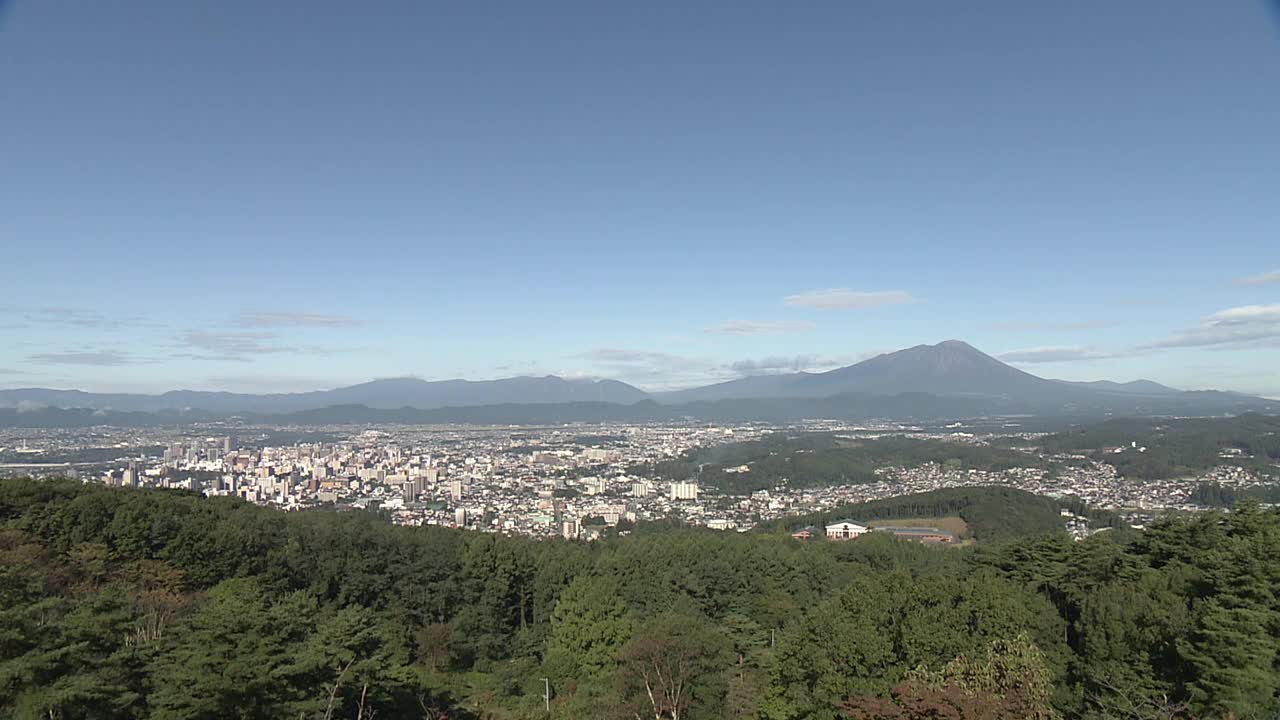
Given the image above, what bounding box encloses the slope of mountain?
[793,340,1057,398]
[662,340,1079,403]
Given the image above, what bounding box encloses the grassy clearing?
[866,516,971,539]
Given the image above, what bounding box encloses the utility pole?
[771,628,776,649]
[542,678,550,712]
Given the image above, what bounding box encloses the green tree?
[765,573,905,719]
[544,575,633,687]
[281,605,416,719]
[1178,597,1278,719]
[618,612,731,720]
[148,578,314,719]
[842,634,1057,720]
[1076,572,1187,717]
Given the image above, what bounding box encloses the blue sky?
[2,1,1279,396]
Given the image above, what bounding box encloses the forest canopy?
[634,433,1051,495]
[1,478,1278,719]
[754,486,1127,543]
[1040,413,1280,480]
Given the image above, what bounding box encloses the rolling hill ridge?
[1,340,1271,423]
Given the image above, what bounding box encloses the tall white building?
[562,517,580,540]
[669,481,699,501]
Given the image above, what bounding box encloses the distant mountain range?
[1,340,1273,426]
[1052,379,1182,395]
[0,376,647,413]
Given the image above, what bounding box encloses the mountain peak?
[803,338,1048,397]
[656,340,1049,404]
[885,340,990,361]
[870,339,1005,369]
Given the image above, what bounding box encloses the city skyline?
[4,1,1280,396]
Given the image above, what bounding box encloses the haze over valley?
[4,1,1280,718]
[2,341,1273,427]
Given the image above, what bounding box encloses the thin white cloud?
[1206,305,1280,325]
[182,331,291,358]
[724,353,867,375]
[236,311,362,328]
[583,349,685,365]
[705,320,815,335]
[204,375,350,393]
[4,306,158,330]
[783,289,914,310]
[1140,304,1280,349]
[176,331,348,362]
[1234,270,1280,287]
[29,307,109,327]
[726,355,821,374]
[997,346,1121,364]
[176,313,362,361]
[27,351,147,366]
[577,348,732,390]
[574,346,890,388]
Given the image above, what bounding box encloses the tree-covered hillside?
[637,433,1050,495]
[1191,482,1280,508]
[1040,413,1280,480]
[2,479,1279,719]
[755,486,1127,543]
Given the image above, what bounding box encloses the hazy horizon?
[7,337,1278,399]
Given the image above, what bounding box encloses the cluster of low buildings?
[2,419,1276,539]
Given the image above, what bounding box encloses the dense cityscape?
[5,419,1275,541]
